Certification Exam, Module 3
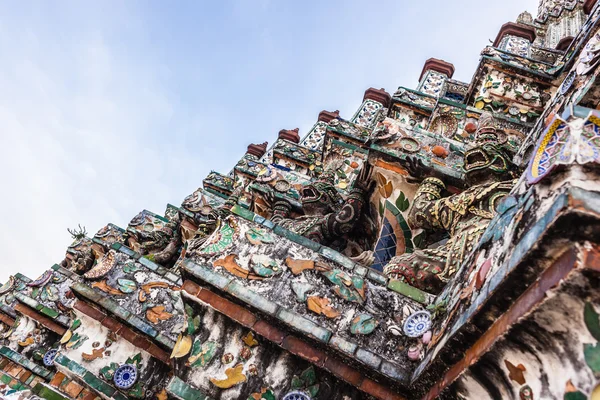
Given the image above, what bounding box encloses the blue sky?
[0,0,538,282]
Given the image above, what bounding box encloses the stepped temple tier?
[3,1,600,399]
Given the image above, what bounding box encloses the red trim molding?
[0,312,15,328]
[363,88,391,108]
[419,58,455,82]
[246,142,268,158]
[556,36,574,51]
[318,110,340,123]
[278,128,301,144]
[13,303,66,336]
[493,22,536,47]
[584,0,597,14]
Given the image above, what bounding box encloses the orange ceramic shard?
[82,348,105,361]
[214,254,251,279]
[156,389,168,400]
[91,281,123,296]
[18,337,34,347]
[285,258,315,275]
[565,380,578,393]
[209,364,247,389]
[146,306,173,324]
[140,282,170,294]
[242,331,258,347]
[307,296,341,319]
[504,360,526,385]
[432,145,449,158]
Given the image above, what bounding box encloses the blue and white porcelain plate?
[113,364,138,390]
[43,349,58,367]
[283,392,311,400]
[403,310,432,338]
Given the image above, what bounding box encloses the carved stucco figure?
[269,165,374,251]
[384,113,521,293]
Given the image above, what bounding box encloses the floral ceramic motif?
[431,114,458,137]
[83,250,118,279]
[187,340,218,368]
[350,314,379,335]
[352,99,383,129]
[113,364,138,390]
[301,122,327,151]
[527,114,600,184]
[283,392,311,400]
[400,137,421,153]
[560,71,577,95]
[197,217,240,256]
[250,255,281,278]
[27,270,54,288]
[94,224,125,245]
[403,310,432,338]
[43,349,58,367]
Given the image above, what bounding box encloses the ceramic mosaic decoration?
[1,2,600,400]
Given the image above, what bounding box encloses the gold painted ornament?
[210,364,247,389]
[171,334,193,359]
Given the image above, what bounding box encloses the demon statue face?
[383,113,521,294]
[463,113,520,186]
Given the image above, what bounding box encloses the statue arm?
[408,177,449,231]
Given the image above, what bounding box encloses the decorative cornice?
[318,109,340,123]
[246,141,268,158]
[584,0,597,14]
[557,36,575,51]
[278,128,300,143]
[493,22,537,47]
[363,87,391,108]
[419,58,455,81]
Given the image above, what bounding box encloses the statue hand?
[262,189,275,206]
[405,156,433,183]
[353,163,376,193]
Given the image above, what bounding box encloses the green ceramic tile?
[276,308,332,343]
[380,361,408,383]
[225,282,278,315]
[387,279,428,304]
[329,335,358,356]
[355,347,382,369]
[367,269,388,286]
[166,376,210,400]
[138,256,159,271]
[183,260,232,290]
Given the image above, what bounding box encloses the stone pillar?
[493,22,537,58]
[417,58,455,97]
[351,88,391,129]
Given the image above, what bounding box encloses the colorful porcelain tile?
[83,250,118,279]
[403,310,432,338]
[0,277,15,295]
[43,349,58,367]
[114,364,138,390]
[350,314,379,335]
[283,392,311,400]
[27,270,54,288]
[196,217,240,256]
